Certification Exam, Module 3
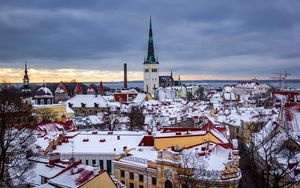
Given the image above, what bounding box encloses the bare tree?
[251,126,300,188]
[128,107,145,131]
[35,108,57,123]
[103,112,120,131]
[173,150,220,188]
[0,84,36,186]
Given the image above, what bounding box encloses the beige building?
[114,129,241,188]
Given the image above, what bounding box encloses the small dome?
[35,87,54,98]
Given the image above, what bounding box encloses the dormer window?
[94,103,99,108]
[81,103,86,107]
[68,103,73,108]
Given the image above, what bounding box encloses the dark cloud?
[0,0,300,78]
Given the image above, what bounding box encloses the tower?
[21,61,31,96]
[144,17,159,95]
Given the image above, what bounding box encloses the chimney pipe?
[124,63,128,89]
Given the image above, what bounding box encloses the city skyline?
[1,1,300,82]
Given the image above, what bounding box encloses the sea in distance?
[91,80,300,90]
[11,79,300,90]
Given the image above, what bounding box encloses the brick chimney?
[124,63,128,89]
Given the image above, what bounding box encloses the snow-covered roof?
[133,93,146,105]
[55,82,68,94]
[234,82,260,90]
[35,87,54,98]
[48,163,97,188]
[67,95,109,108]
[16,158,65,186]
[55,131,144,155]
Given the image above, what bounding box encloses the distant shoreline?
[4,79,300,85]
[4,79,300,90]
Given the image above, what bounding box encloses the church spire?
[25,61,28,74]
[145,17,158,64]
[21,60,31,96]
[23,61,29,84]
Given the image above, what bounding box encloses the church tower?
[21,61,31,96]
[143,17,159,95]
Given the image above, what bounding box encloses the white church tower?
[144,17,159,95]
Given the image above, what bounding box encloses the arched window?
[164,180,173,188]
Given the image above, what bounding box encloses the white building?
[54,131,144,175]
[154,87,177,101]
[232,81,271,96]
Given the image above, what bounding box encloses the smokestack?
[124,63,128,89]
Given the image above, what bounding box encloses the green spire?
[145,17,158,64]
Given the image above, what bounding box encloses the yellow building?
[33,103,74,121]
[79,170,117,188]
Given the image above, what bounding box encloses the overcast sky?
[0,0,300,82]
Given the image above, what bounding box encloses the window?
[107,160,112,174]
[145,69,149,73]
[99,160,103,169]
[41,176,48,184]
[152,177,157,185]
[152,68,157,72]
[92,160,96,166]
[85,160,89,165]
[129,183,134,188]
[121,170,125,178]
[139,186,144,188]
[130,172,134,180]
[121,180,125,185]
[236,128,239,134]
[139,174,144,182]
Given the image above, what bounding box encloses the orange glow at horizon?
[0,68,267,83]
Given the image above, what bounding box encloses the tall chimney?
[124,63,128,89]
